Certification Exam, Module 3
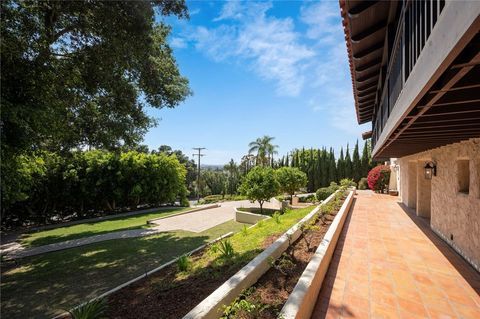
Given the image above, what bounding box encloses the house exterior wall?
[398,138,480,271]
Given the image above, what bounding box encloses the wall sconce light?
[424,161,436,180]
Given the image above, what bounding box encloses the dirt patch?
[106,247,250,319]
[261,233,281,249]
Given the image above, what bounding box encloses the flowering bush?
[367,165,391,193]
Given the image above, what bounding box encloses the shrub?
[218,240,235,259]
[241,225,248,236]
[367,165,391,193]
[200,194,223,204]
[315,182,339,201]
[68,298,107,319]
[340,178,357,189]
[316,187,331,201]
[272,212,281,224]
[177,254,191,272]
[358,177,368,190]
[299,194,316,203]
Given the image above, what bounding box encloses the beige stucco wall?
[397,138,480,270]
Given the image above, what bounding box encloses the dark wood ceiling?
[375,33,480,158]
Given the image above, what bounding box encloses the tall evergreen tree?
[361,140,370,177]
[352,140,361,182]
[329,148,336,183]
[337,147,345,181]
[345,144,353,180]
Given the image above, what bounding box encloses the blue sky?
[144,0,369,164]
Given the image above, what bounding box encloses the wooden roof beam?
[351,20,388,43]
[355,58,382,73]
[348,1,380,18]
[353,41,384,60]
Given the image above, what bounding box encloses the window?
[457,160,470,194]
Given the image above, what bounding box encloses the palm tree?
[248,135,278,166]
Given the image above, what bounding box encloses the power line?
[192,147,206,200]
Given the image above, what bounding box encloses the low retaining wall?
[183,191,339,319]
[52,231,234,319]
[234,208,270,224]
[146,204,219,224]
[278,189,355,319]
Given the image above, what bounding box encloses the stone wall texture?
[397,138,480,270]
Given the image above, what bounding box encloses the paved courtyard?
[312,191,480,319]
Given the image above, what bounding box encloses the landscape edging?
[50,231,234,319]
[182,191,339,319]
[234,208,271,224]
[278,189,355,319]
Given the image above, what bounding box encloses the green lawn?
[19,207,190,247]
[1,220,246,319]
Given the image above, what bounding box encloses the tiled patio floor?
[311,191,480,319]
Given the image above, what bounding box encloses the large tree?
[248,135,278,166]
[1,0,191,153]
[239,166,279,214]
[276,167,307,204]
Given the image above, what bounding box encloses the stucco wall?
[398,138,480,270]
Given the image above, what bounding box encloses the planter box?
[182,191,340,319]
[234,208,270,224]
[279,189,355,319]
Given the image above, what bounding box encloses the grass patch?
[236,207,279,216]
[19,207,190,247]
[1,220,246,319]
[167,206,314,287]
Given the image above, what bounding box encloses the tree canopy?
[276,167,307,204]
[1,0,191,153]
[239,166,279,213]
[248,135,278,166]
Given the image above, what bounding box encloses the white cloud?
[300,1,343,44]
[190,1,315,96]
[189,8,201,16]
[170,37,188,49]
[213,1,243,21]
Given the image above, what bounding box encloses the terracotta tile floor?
[311,191,480,319]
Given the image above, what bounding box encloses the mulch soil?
[230,212,339,319]
[105,198,344,319]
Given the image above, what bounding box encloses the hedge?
[1,151,187,227]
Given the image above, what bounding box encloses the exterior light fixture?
[424,161,436,180]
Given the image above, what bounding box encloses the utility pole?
[192,147,206,201]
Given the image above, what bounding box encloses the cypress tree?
[345,144,353,180]
[329,148,336,183]
[337,147,345,181]
[361,140,370,177]
[352,140,361,182]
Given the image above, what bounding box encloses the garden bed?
[219,191,348,318]
[102,206,316,319]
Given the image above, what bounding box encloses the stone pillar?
[407,161,417,209]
